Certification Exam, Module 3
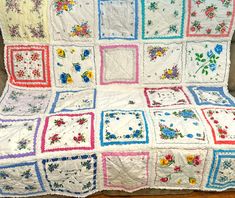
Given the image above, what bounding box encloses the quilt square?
[41,113,95,152]
[202,108,235,144]
[100,110,149,146]
[188,86,235,106]
[42,154,97,195]
[142,0,185,39]
[6,45,51,88]
[50,0,94,41]
[102,152,149,190]
[0,162,45,196]
[206,150,235,190]
[0,0,49,42]
[53,46,96,88]
[187,0,235,37]
[0,86,51,116]
[155,149,207,189]
[97,88,146,109]
[150,108,207,144]
[0,118,40,160]
[185,42,228,83]
[144,87,191,108]
[144,43,183,84]
[100,45,139,85]
[50,89,96,113]
[98,0,138,40]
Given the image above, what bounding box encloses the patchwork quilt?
[0,0,235,197]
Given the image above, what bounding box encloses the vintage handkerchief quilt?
[0,0,235,197]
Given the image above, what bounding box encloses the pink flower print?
[195,0,205,6]
[206,28,212,34]
[191,20,202,32]
[215,22,227,34]
[191,11,197,17]
[205,5,217,19]
[227,11,232,16]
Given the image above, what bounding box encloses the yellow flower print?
[160,74,166,79]
[63,4,68,11]
[160,158,169,166]
[189,177,196,185]
[67,76,73,84]
[76,25,83,32]
[86,71,94,79]
[167,69,173,75]
[57,48,65,58]
[177,179,182,185]
[186,155,194,163]
[156,51,162,57]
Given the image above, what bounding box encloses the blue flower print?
[209,63,217,71]
[162,128,176,138]
[73,63,81,72]
[187,134,193,138]
[178,110,195,119]
[60,72,67,84]
[82,75,90,83]
[84,50,90,57]
[207,50,214,58]
[81,49,91,60]
[214,44,223,54]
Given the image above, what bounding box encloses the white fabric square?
[98,0,138,39]
[102,152,149,191]
[50,89,96,113]
[144,43,183,84]
[185,42,228,83]
[100,45,139,85]
[154,149,207,189]
[142,0,184,39]
[150,108,207,144]
[50,0,94,41]
[144,87,191,108]
[53,46,96,88]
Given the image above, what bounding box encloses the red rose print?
[31,52,40,61]
[15,53,24,62]
[165,154,173,161]
[73,133,85,143]
[32,69,41,78]
[220,134,225,139]
[174,166,181,172]
[160,177,169,182]
[49,134,61,144]
[77,118,87,125]
[16,70,25,78]
[54,119,65,127]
